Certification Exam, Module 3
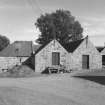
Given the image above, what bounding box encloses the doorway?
[52,52,60,65]
[82,55,89,69]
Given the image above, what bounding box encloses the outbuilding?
[35,40,68,73]
[66,36,102,70]
[0,41,35,71]
[35,36,102,73]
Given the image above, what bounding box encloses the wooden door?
[102,55,105,66]
[82,55,89,69]
[52,52,60,65]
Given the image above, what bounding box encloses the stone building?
[35,40,68,73]
[35,37,102,73]
[0,36,102,73]
[0,41,35,71]
[66,36,102,70]
[35,40,68,72]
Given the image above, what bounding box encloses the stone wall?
[68,38,102,70]
[35,40,68,73]
[0,57,28,72]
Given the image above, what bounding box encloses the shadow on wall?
[75,76,105,86]
[22,53,35,70]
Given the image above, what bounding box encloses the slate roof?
[62,39,84,53]
[33,44,41,53]
[0,41,40,57]
[96,47,104,52]
[1,38,84,57]
[35,38,84,54]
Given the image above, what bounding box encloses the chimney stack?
[86,35,88,48]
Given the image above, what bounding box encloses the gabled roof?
[62,38,84,53]
[35,38,85,54]
[96,46,104,52]
[35,40,52,54]
[0,41,39,57]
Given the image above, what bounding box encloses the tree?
[0,35,10,51]
[35,9,83,45]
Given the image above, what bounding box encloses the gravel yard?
[0,74,105,105]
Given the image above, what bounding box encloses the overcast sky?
[0,0,105,46]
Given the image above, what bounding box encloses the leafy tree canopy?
[0,35,10,51]
[35,9,83,45]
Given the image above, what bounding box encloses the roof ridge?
[14,41,32,43]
